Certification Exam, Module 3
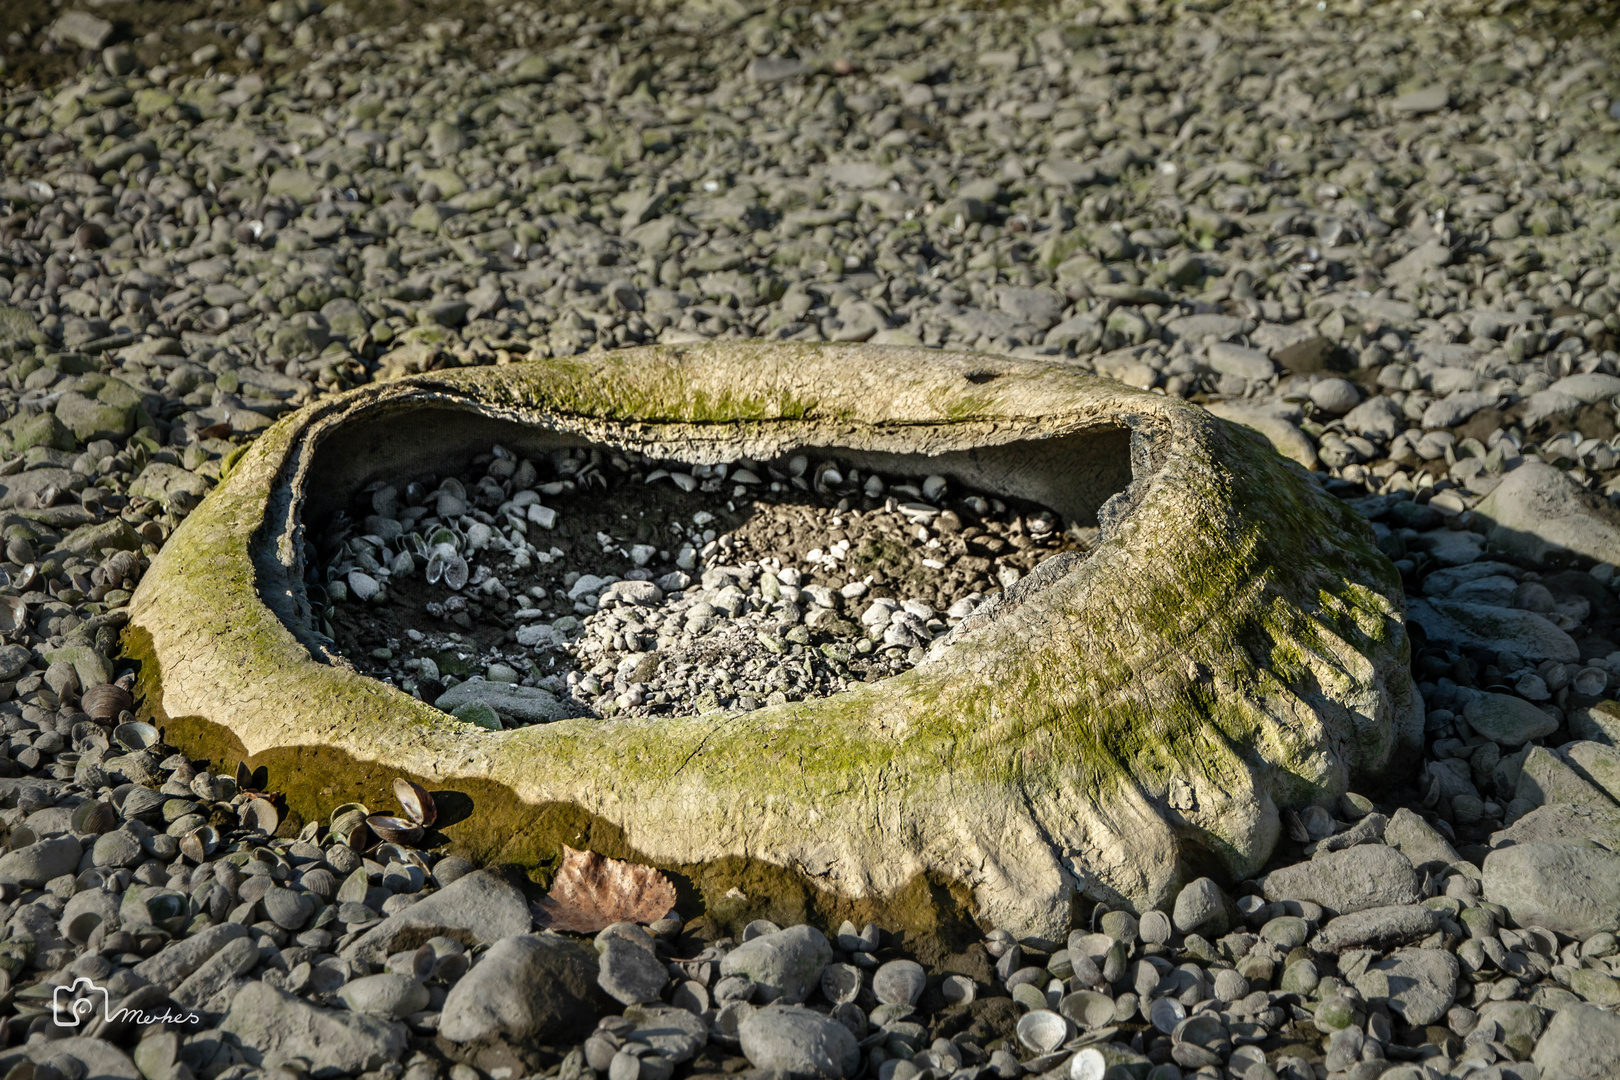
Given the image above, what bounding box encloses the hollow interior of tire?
[297,403,1137,529]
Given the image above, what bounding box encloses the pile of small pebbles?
[318,445,1086,721]
[0,0,1619,1077]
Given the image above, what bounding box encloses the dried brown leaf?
[531,845,677,934]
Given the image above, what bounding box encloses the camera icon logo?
[51,977,110,1027]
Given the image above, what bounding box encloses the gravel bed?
[320,446,1085,720]
[0,0,1619,1078]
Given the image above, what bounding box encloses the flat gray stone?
[336,973,429,1020]
[1314,905,1442,954]
[1342,396,1406,442]
[1406,597,1579,663]
[597,933,669,1006]
[1351,948,1458,1026]
[1390,85,1450,114]
[747,57,810,84]
[441,934,608,1043]
[1534,1002,1620,1080]
[622,1003,709,1063]
[1492,802,1620,850]
[1464,691,1560,747]
[1384,808,1462,873]
[29,1037,138,1080]
[0,836,82,887]
[1172,877,1231,936]
[739,1004,861,1078]
[1260,844,1419,915]
[173,936,260,1010]
[222,981,407,1079]
[340,870,531,964]
[1515,746,1616,811]
[1484,841,1620,938]
[719,925,833,1005]
[133,923,250,989]
[434,678,567,725]
[49,10,114,49]
[1475,462,1620,568]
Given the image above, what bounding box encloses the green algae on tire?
[125,341,1420,940]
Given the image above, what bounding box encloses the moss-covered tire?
[126,342,1419,940]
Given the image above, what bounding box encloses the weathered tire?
[126,342,1419,940]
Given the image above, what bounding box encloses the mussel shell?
[393,778,436,828]
[441,554,469,591]
[1016,1009,1071,1054]
[113,721,159,751]
[366,814,423,845]
[0,595,26,634]
[82,683,134,722]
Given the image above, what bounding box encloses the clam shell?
[300,867,337,899]
[82,683,133,722]
[1173,1012,1225,1047]
[1140,910,1173,946]
[1060,989,1117,1030]
[1149,996,1186,1035]
[142,889,191,933]
[330,803,369,831]
[71,799,116,835]
[394,778,437,828]
[1012,982,1049,1011]
[1069,1049,1107,1080]
[434,951,469,983]
[325,843,362,875]
[179,826,218,863]
[239,798,279,835]
[940,974,975,1005]
[872,958,926,1008]
[367,815,423,844]
[119,785,166,821]
[1016,1009,1070,1055]
[113,721,159,751]
[820,963,862,1006]
[65,911,103,946]
[371,842,412,865]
